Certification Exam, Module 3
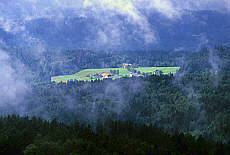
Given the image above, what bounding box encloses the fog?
[0,49,29,113]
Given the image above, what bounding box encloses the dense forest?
[1,115,229,154]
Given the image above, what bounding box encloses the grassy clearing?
[51,68,130,83]
[134,67,180,74]
[51,67,180,83]
[75,68,130,77]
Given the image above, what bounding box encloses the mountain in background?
[1,10,230,51]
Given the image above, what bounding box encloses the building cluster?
[129,69,168,77]
[100,63,172,79]
[101,73,112,78]
[123,63,132,68]
[129,72,143,77]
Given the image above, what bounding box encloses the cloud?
[0,49,29,109]
[0,18,25,34]
[0,0,158,47]
[137,0,180,19]
[172,0,230,13]
[84,0,140,20]
[83,0,157,45]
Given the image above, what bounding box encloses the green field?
[51,68,130,83]
[51,67,180,83]
[134,67,180,74]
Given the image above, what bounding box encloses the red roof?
[124,63,132,66]
[102,73,111,77]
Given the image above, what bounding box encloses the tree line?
[0,115,229,154]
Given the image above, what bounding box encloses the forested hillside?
[1,115,229,154]
[176,47,230,141]
[2,47,230,144]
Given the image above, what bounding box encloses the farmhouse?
[130,72,142,77]
[148,71,153,74]
[101,73,112,78]
[123,63,132,68]
[130,72,133,77]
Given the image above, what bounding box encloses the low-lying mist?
[0,49,29,114]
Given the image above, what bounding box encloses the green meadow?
[134,67,180,74]
[51,68,130,83]
[51,67,180,83]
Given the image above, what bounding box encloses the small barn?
[130,72,133,77]
[123,63,132,68]
[101,73,112,78]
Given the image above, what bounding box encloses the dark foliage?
[1,115,229,154]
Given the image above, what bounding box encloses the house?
[123,63,132,68]
[130,72,142,77]
[101,73,112,78]
[130,72,133,77]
